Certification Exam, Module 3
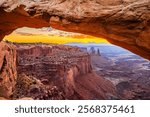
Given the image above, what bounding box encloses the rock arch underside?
[0,0,150,60]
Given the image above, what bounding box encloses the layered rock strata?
[16,43,116,99]
[0,42,116,99]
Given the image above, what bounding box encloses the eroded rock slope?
[0,42,116,99]
[15,43,116,99]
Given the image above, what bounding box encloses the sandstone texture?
[13,74,65,100]
[0,0,150,60]
[15,43,116,99]
[0,41,17,98]
[0,42,116,99]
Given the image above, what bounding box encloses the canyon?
[67,43,150,99]
[0,41,116,100]
[0,0,150,60]
[0,0,150,100]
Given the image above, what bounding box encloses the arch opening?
[0,27,150,100]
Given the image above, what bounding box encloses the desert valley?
[0,41,149,100]
[0,0,150,100]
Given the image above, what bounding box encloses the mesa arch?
[0,0,150,60]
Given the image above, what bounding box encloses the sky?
[4,27,109,44]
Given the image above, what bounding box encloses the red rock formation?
[116,81,150,99]
[16,45,53,57]
[16,43,117,99]
[72,72,117,99]
[0,41,17,98]
[0,0,150,60]
[13,74,64,100]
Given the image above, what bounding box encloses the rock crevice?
[0,42,17,98]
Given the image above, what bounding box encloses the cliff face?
[13,74,65,100]
[16,44,90,80]
[15,43,116,99]
[0,0,150,60]
[0,42,17,98]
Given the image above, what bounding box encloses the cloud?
[15,32,42,36]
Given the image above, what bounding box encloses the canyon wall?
[0,0,150,60]
[16,43,116,99]
[0,42,116,99]
[0,42,17,98]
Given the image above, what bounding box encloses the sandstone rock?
[18,97,33,100]
[116,81,150,99]
[13,73,65,100]
[15,43,117,99]
[0,97,7,100]
[0,41,117,100]
[0,41,17,98]
[73,72,116,99]
[0,0,150,59]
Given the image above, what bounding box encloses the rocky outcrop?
[0,0,150,60]
[116,80,150,99]
[15,43,116,99]
[89,47,101,56]
[13,74,64,100]
[0,41,17,98]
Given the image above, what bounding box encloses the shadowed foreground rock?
[0,42,17,98]
[0,0,150,60]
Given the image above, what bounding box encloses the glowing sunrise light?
[3,27,109,44]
